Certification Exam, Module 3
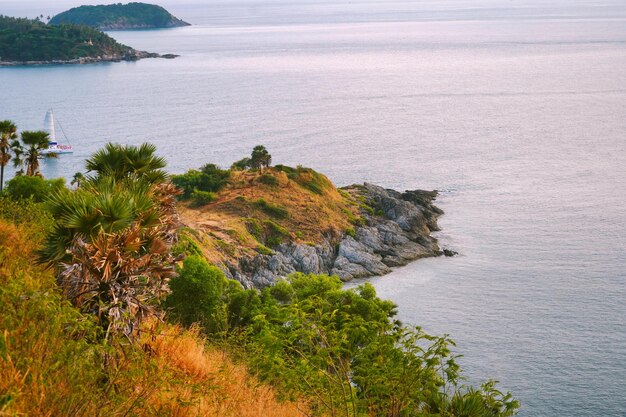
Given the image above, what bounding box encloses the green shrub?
[3,176,66,202]
[165,256,234,334]
[171,164,230,199]
[190,190,217,207]
[238,273,520,417]
[256,244,274,256]
[244,218,290,247]
[258,173,279,186]
[171,228,204,257]
[165,256,248,335]
[251,198,288,219]
[0,196,54,241]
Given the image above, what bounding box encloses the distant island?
[49,2,191,30]
[0,15,177,66]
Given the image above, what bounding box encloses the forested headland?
[0,15,161,65]
[49,2,191,30]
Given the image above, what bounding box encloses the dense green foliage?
[171,163,230,204]
[3,176,66,202]
[0,15,132,62]
[0,196,54,242]
[164,256,245,334]
[164,250,520,417]
[49,2,189,29]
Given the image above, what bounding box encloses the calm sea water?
[1,1,625,415]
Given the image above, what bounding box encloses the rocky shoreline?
[0,50,179,67]
[223,183,455,289]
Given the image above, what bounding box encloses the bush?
[275,164,330,195]
[244,218,290,247]
[239,273,520,417]
[164,256,243,334]
[171,164,230,200]
[3,175,66,202]
[191,190,217,207]
[231,157,251,171]
[251,198,288,219]
[257,173,279,186]
[0,196,54,242]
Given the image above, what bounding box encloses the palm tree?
[71,172,85,188]
[11,130,56,177]
[85,142,166,184]
[0,120,17,191]
[41,142,180,340]
[250,145,272,172]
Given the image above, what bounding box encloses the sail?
[43,110,56,142]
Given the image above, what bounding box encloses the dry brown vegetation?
[178,167,361,267]
[0,219,312,417]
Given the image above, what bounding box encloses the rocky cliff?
[178,167,451,289]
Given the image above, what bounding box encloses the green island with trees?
[0,118,520,416]
[0,15,161,65]
[49,2,191,30]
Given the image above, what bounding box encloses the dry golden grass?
[139,321,311,417]
[179,168,360,268]
[0,219,313,417]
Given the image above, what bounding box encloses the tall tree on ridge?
[250,145,272,172]
[0,120,17,191]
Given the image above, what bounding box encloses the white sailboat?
[41,109,73,155]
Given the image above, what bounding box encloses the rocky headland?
[177,167,455,289]
[230,184,447,288]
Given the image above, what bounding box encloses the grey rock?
[222,183,445,288]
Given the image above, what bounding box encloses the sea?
[1,0,625,415]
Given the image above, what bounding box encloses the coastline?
[0,51,179,67]
[180,181,456,289]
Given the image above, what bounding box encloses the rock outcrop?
[224,183,446,288]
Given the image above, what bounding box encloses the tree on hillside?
[10,130,56,177]
[231,145,272,172]
[0,120,17,191]
[250,145,272,171]
[70,171,84,189]
[42,143,180,340]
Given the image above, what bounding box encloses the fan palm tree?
[0,120,17,191]
[250,145,272,172]
[85,142,166,184]
[70,171,85,188]
[41,142,181,340]
[11,130,56,177]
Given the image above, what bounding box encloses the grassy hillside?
[0,210,310,416]
[50,2,190,30]
[0,142,518,417]
[0,15,133,62]
[177,165,362,267]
